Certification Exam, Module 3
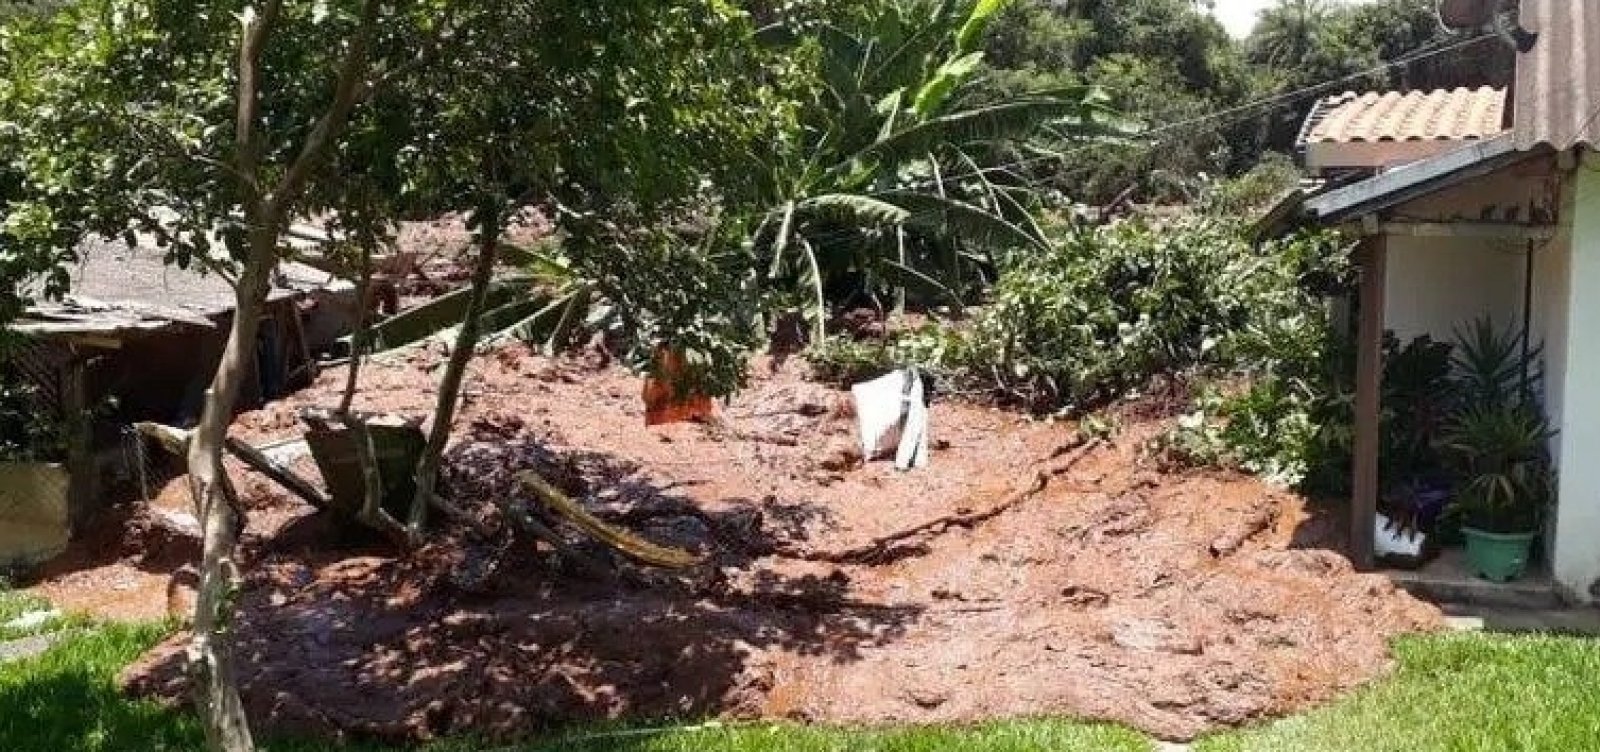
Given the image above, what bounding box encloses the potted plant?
[1442,402,1553,581]
[1441,318,1555,582]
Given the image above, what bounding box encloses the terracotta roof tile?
[1301,86,1508,145]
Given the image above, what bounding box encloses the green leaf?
[875,89,904,143]
[882,190,1047,253]
[911,51,984,120]
[797,193,913,227]
[847,98,1102,174]
[954,0,1015,54]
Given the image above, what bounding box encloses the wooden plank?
[1378,221,1559,241]
[61,335,124,350]
[62,356,96,533]
[1351,235,1387,571]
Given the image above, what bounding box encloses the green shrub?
[1440,318,1555,534]
[807,216,1354,420]
[806,323,972,389]
[1197,151,1304,219]
[0,370,63,463]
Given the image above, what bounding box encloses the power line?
[880,31,1500,195]
[772,31,1503,255]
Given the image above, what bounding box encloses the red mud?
[47,343,1437,743]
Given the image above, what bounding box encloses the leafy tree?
[0,2,463,748]
[0,0,65,23]
[982,0,1253,204]
[4,4,777,747]
[387,0,775,536]
[1246,0,1514,149]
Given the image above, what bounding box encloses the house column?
[1351,233,1387,571]
[1554,162,1600,602]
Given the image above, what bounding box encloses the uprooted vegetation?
[4,194,1440,746]
[806,214,1355,433]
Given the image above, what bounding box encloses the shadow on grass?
[0,622,1153,752]
[0,623,204,752]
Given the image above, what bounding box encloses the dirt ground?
[33,343,1439,743]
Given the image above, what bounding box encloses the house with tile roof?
[1271,0,1600,602]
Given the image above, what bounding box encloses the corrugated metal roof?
[1513,0,1600,150]
[1300,87,1507,145]
[15,238,312,339]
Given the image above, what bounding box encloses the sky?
[1210,0,1277,38]
[1209,0,1373,39]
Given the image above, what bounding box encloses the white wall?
[1554,165,1600,602]
[1384,236,1528,344]
[1532,230,1571,461]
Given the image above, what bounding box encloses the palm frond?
[885,256,963,307]
[911,51,984,119]
[847,98,1105,174]
[866,3,955,90]
[767,200,798,280]
[955,0,1015,54]
[883,190,1048,253]
[797,192,914,227]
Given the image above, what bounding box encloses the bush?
[1197,151,1304,219]
[807,215,1354,418]
[0,370,62,463]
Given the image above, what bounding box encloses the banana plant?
[753,0,1120,340]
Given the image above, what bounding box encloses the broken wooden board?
[133,422,331,511]
[355,278,529,353]
[299,410,425,521]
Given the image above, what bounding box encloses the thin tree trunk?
[186,2,380,748]
[410,206,501,535]
[185,231,276,752]
[338,237,376,414]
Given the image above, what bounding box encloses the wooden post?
[63,353,95,534]
[1351,234,1387,571]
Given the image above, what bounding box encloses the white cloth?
[1375,513,1425,559]
[851,369,930,470]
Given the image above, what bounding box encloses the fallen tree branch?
[516,472,703,569]
[791,438,1104,565]
[221,437,329,511]
[493,495,615,579]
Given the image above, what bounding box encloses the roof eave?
[1302,134,1530,225]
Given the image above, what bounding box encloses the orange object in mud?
[642,348,714,426]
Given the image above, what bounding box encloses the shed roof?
[1513,0,1600,151]
[1301,87,1507,146]
[13,238,321,341]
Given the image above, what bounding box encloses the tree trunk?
[338,237,376,414]
[410,207,501,534]
[185,231,276,752]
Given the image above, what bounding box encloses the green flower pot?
[1462,527,1537,582]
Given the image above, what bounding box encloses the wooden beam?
[1351,235,1387,571]
[61,335,124,350]
[1377,221,1559,241]
[63,356,95,534]
[223,436,330,511]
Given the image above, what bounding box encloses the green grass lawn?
[1198,632,1600,752]
[4,590,1600,752]
[0,588,81,641]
